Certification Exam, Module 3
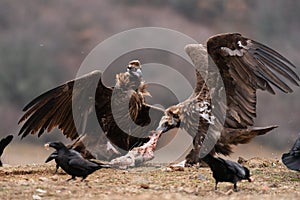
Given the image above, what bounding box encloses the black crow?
[45,147,83,174]
[45,141,110,181]
[202,154,253,191]
[282,133,300,171]
[0,135,13,167]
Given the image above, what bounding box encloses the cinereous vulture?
[110,33,299,167]
[18,60,164,160]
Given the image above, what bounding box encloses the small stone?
[32,194,42,200]
[197,174,206,180]
[169,166,184,171]
[39,177,48,182]
[51,175,58,181]
[238,157,247,164]
[140,183,150,189]
[248,159,266,168]
[162,167,172,172]
[36,188,47,194]
[183,187,194,194]
[269,183,278,188]
[18,180,29,186]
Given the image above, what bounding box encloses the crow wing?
[68,157,96,171]
[220,158,246,178]
[45,150,58,163]
[289,133,300,156]
[205,33,299,128]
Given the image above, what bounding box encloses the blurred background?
[1,0,300,165]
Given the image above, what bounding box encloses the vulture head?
[115,60,144,90]
[156,105,183,133]
[126,60,142,79]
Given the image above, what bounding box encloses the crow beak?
[44,143,50,150]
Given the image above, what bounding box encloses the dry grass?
[0,157,299,200]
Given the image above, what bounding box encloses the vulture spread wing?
[142,33,300,166]
[18,61,164,159]
[18,70,109,140]
[206,33,299,128]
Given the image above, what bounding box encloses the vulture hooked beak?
[156,115,179,134]
[156,106,182,134]
[155,122,169,133]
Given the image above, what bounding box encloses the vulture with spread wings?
[18,60,164,160]
[110,33,299,167]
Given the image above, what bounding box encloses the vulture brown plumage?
[110,33,299,167]
[160,33,299,165]
[18,60,164,160]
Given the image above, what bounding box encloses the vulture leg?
[109,131,162,168]
[185,134,202,166]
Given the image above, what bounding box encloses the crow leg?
[66,176,76,182]
[81,176,87,182]
[215,181,218,190]
[233,183,238,192]
[54,164,59,174]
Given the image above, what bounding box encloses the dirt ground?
[0,157,299,200]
